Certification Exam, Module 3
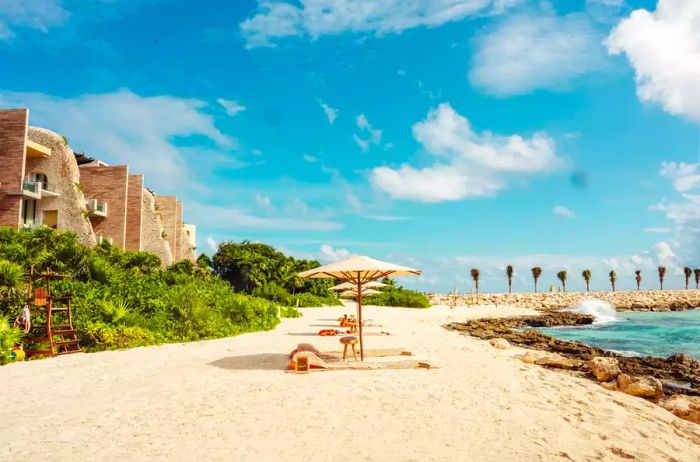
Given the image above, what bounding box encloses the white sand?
[1,303,699,461]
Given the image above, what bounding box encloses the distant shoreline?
[430,290,700,312]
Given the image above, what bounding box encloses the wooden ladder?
[26,294,81,356]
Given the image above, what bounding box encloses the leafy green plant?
[0,315,23,365]
[280,306,302,318]
[363,286,430,308]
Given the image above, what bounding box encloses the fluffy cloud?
[0,88,233,193]
[319,244,353,262]
[217,98,246,116]
[607,0,700,122]
[319,102,338,124]
[371,103,562,202]
[353,113,382,152]
[255,193,272,207]
[0,0,68,40]
[552,205,576,219]
[240,0,521,48]
[660,161,700,192]
[469,11,606,96]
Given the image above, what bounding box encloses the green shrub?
[0,315,23,365]
[280,306,302,318]
[363,287,430,308]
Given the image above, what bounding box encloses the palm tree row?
[468,265,700,292]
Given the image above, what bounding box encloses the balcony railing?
[8,180,60,199]
[86,199,108,217]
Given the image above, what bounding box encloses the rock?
[517,351,542,364]
[616,374,664,400]
[535,353,581,369]
[489,338,510,350]
[600,380,618,391]
[660,395,700,424]
[588,357,621,382]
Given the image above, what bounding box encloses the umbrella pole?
[356,277,364,361]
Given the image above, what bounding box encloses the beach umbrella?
[340,288,380,297]
[331,281,387,291]
[298,256,420,360]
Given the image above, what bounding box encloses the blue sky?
[2,0,700,292]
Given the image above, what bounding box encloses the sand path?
[1,304,699,461]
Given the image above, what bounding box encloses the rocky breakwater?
[431,290,700,312]
[446,313,700,425]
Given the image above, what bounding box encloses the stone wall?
[0,109,27,228]
[429,290,700,312]
[179,226,196,262]
[155,196,178,260]
[175,200,183,260]
[125,175,144,251]
[142,189,173,266]
[25,127,96,246]
[79,165,129,247]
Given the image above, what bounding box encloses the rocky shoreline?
[446,312,700,424]
[431,290,700,312]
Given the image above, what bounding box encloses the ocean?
[539,300,700,360]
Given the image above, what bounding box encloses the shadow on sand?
[209,353,288,371]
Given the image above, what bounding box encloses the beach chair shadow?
[209,353,289,371]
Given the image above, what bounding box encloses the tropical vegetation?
[556,271,567,292]
[470,268,480,294]
[609,270,617,291]
[505,265,513,294]
[582,269,591,292]
[531,267,542,293]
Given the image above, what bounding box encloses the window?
[21,199,36,226]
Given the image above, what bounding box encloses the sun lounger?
[289,352,432,371]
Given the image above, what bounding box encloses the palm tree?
[582,269,591,292]
[0,260,25,311]
[470,268,480,294]
[506,265,514,294]
[531,267,542,293]
[658,266,666,290]
[635,270,642,291]
[609,270,617,291]
[695,269,700,289]
[684,267,692,290]
[557,270,567,292]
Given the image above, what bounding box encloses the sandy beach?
[2,303,699,461]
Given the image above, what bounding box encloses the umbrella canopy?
[331,281,387,291]
[340,288,380,297]
[299,256,421,360]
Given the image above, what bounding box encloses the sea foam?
[568,299,618,324]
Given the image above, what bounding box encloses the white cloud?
[659,161,700,192]
[0,88,233,193]
[207,236,218,253]
[217,98,246,116]
[240,0,521,48]
[469,11,606,96]
[0,0,69,40]
[371,103,562,202]
[319,244,352,262]
[552,205,576,219]
[607,0,700,122]
[303,153,318,163]
[255,193,272,207]
[354,113,382,151]
[319,102,338,124]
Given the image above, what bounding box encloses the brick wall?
[79,165,129,247]
[0,109,28,227]
[125,175,144,251]
[156,196,178,260]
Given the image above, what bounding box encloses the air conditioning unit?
[97,236,114,245]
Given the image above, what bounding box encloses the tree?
[582,269,591,292]
[531,267,542,293]
[684,267,692,290]
[506,265,514,294]
[0,260,25,312]
[635,270,642,291]
[609,270,617,291]
[470,268,480,294]
[196,253,212,270]
[695,269,700,289]
[557,270,567,292]
[658,266,666,290]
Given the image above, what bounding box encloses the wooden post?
[356,275,364,361]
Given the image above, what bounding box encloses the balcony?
[86,199,108,217]
[7,180,59,199]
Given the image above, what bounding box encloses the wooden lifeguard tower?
[24,267,81,356]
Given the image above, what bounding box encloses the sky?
[1,0,700,293]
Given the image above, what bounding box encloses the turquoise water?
[540,309,700,360]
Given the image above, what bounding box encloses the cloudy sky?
[1,0,699,292]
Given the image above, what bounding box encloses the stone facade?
[155,196,178,260]
[79,165,129,247]
[125,175,144,251]
[25,127,96,246]
[429,290,700,312]
[141,189,173,266]
[0,109,28,228]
